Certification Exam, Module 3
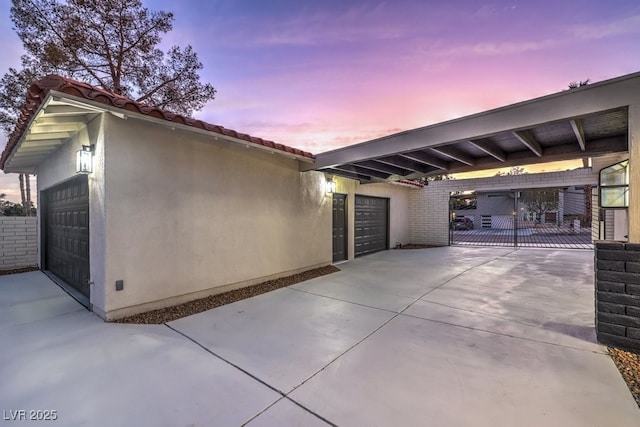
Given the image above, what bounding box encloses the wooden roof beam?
[570,119,587,151]
[513,130,543,157]
[375,156,432,174]
[429,146,475,166]
[400,152,449,170]
[333,164,390,179]
[356,160,411,176]
[468,140,506,162]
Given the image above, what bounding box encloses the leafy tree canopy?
[0,0,216,135]
[495,166,526,176]
[419,173,454,184]
[568,79,590,89]
[521,189,559,223]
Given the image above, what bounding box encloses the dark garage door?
[332,193,347,262]
[354,195,389,257]
[43,175,90,299]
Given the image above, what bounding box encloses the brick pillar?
[595,241,640,352]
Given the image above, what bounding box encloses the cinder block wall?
[595,241,640,353]
[0,217,38,270]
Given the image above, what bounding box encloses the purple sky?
[1,0,640,202]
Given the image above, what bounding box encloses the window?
[599,160,629,208]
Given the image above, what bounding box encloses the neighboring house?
[0,75,411,320]
[452,187,590,229]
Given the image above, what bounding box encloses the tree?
[2,201,29,216]
[568,79,590,89]
[495,166,526,176]
[18,173,26,214]
[521,189,559,224]
[419,174,454,184]
[0,0,217,134]
[17,173,32,216]
[25,173,31,217]
[583,184,593,226]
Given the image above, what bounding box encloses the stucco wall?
[332,177,412,259]
[101,115,331,318]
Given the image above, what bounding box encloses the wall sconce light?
[76,144,94,174]
[325,178,336,195]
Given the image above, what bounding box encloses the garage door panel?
[44,175,90,298]
[333,194,347,262]
[355,195,389,257]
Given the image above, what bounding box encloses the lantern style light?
[325,178,336,195]
[76,144,94,174]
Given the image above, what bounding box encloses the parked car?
[451,217,474,230]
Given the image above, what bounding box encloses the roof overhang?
[305,72,640,182]
[2,75,315,174]
[2,94,101,173]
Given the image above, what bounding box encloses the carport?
[306,71,640,353]
[303,72,638,244]
[305,73,634,184]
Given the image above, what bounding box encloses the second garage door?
[354,195,389,257]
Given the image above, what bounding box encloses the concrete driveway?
[1,247,638,426]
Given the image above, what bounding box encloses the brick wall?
[0,217,38,270]
[595,241,640,353]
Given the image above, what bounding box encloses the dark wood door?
[332,193,347,262]
[44,175,90,298]
[354,195,389,257]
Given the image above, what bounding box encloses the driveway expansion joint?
[163,323,337,427]
[399,311,607,355]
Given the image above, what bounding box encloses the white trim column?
[629,104,640,242]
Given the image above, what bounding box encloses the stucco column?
[629,104,640,242]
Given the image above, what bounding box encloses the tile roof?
[394,179,425,188]
[1,74,314,169]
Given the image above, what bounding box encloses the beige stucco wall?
[332,176,412,259]
[34,113,413,319]
[101,114,332,319]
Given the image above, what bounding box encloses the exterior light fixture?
[325,178,336,195]
[76,144,94,174]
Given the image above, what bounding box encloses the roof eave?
[306,71,640,171]
[2,93,56,174]
[51,92,316,164]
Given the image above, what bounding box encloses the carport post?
[594,103,640,353]
[513,191,519,247]
[629,104,640,243]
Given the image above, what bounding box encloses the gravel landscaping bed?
[609,347,640,408]
[395,243,438,249]
[113,265,340,324]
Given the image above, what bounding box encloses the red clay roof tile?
[0,74,314,169]
[395,179,425,188]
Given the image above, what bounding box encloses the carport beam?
[513,131,543,157]
[570,120,587,151]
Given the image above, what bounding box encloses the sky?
[1,0,639,203]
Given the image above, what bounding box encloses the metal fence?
[450,186,594,249]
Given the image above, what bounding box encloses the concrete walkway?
[0,247,638,426]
